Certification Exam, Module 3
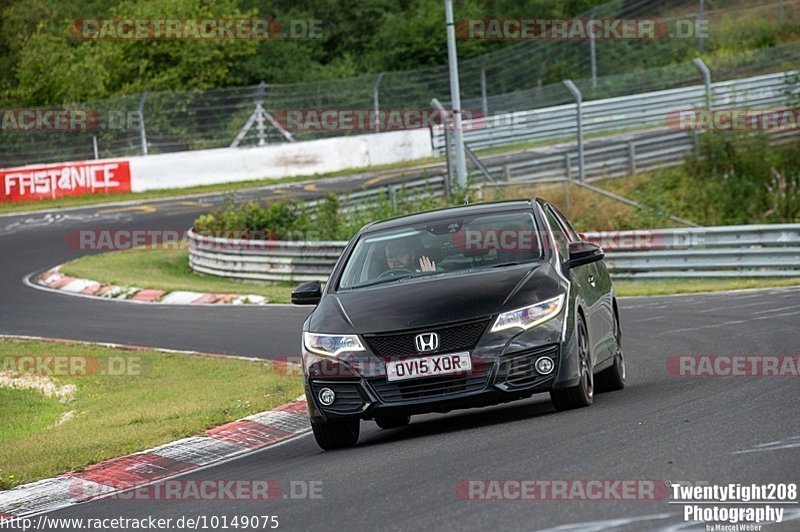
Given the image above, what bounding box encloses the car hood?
[309,262,564,334]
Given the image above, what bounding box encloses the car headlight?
[491,294,565,333]
[303,332,365,357]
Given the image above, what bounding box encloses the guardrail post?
[563,79,584,181]
[693,58,712,114]
[564,152,572,180]
[503,164,511,181]
[373,72,385,133]
[628,142,636,175]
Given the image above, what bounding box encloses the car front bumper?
[305,343,568,422]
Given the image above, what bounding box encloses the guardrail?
[289,127,800,197]
[187,224,800,283]
[480,128,799,183]
[433,71,799,155]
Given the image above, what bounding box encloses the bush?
[192,185,454,242]
[601,131,800,226]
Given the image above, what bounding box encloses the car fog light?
[535,357,555,375]
[318,387,335,406]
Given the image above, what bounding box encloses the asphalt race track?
[1,184,799,531]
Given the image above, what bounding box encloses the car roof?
[362,199,538,233]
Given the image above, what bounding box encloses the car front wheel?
[311,418,360,450]
[595,308,626,393]
[550,315,593,410]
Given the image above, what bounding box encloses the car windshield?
[338,210,543,290]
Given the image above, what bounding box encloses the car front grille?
[498,345,559,387]
[369,372,489,403]
[362,318,491,359]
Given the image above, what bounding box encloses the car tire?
[550,315,593,411]
[311,418,360,450]
[596,308,626,393]
[375,415,411,429]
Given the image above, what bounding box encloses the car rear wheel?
[375,415,411,429]
[550,315,593,410]
[596,308,626,393]
[311,418,360,450]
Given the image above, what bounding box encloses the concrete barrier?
[0,129,433,202]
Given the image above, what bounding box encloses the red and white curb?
[0,398,310,520]
[0,335,310,521]
[30,266,270,305]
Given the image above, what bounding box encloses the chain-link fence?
[1,0,797,168]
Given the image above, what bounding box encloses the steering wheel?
[377,268,414,280]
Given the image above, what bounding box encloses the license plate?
[385,352,472,382]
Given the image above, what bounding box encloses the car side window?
[549,205,580,242]
[543,207,570,261]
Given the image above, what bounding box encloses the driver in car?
[385,238,437,272]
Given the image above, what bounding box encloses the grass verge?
[614,277,800,297]
[0,338,303,489]
[59,245,295,303]
[59,247,800,305]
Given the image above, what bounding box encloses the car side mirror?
[566,241,604,269]
[291,281,322,305]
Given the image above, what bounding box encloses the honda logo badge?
[415,332,439,352]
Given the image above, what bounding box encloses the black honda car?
[292,198,625,450]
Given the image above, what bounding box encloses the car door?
[543,204,605,365]
[549,205,615,364]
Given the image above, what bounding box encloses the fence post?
[698,0,705,53]
[373,72,385,133]
[589,6,598,89]
[480,55,489,117]
[431,98,454,198]
[137,92,148,155]
[255,81,267,146]
[563,80,584,181]
[92,136,99,160]
[693,57,712,114]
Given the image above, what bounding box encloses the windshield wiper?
[491,261,521,268]
[490,260,538,269]
[350,274,414,289]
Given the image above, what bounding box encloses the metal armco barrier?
[188,224,800,283]
[433,71,798,155]
[467,127,798,184]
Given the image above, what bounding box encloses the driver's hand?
[418,256,436,272]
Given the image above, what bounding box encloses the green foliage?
[3,0,259,106]
[3,0,798,108]
[194,198,308,239]
[192,182,457,241]
[606,131,800,226]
